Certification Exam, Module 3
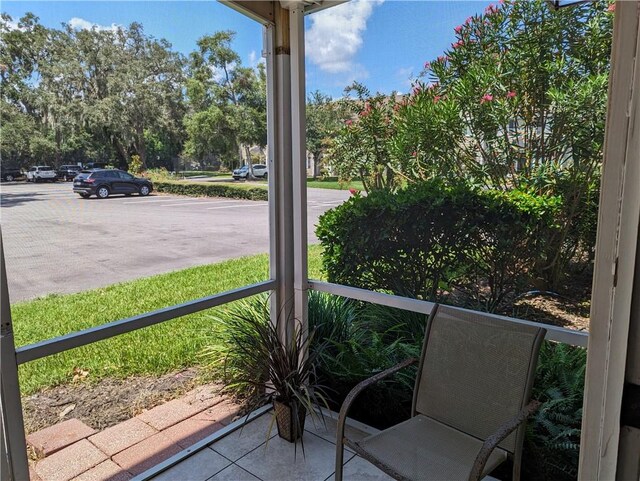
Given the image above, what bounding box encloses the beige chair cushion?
[348,414,508,481]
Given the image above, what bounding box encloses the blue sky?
[2,1,491,98]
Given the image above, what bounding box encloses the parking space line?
[206,203,268,210]
[160,199,256,207]
[121,197,190,204]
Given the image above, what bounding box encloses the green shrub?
[154,180,268,201]
[524,342,586,481]
[459,189,561,311]
[130,154,144,175]
[316,181,473,301]
[316,180,559,310]
[145,168,173,182]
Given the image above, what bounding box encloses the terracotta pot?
[273,400,306,442]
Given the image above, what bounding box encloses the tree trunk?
[244,145,255,180]
[135,125,147,170]
[313,151,322,178]
[113,138,129,168]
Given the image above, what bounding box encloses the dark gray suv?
[73,169,153,199]
[57,164,82,181]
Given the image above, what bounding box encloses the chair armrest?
[336,358,418,445]
[467,400,542,481]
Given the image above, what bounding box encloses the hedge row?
[154,180,268,201]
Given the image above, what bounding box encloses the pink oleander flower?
[480,94,494,104]
[506,91,516,99]
[437,55,445,62]
[485,4,498,14]
[411,151,417,157]
[433,95,442,103]
[424,61,431,69]
[345,119,353,126]
[412,86,422,96]
[349,188,359,195]
[454,25,463,34]
[465,16,473,25]
[608,3,615,12]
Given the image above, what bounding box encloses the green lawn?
[306,178,364,191]
[178,171,230,177]
[212,181,268,190]
[13,245,325,395]
[220,178,364,191]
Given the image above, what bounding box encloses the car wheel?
[79,193,90,198]
[5,175,14,182]
[96,186,110,199]
[139,185,151,196]
[263,173,268,180]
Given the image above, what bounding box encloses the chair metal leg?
[335,436,345,481]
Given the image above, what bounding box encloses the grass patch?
[13,245,325,395]
[307,178,364,191]
[210,181,268,190]
[177,171,230,178]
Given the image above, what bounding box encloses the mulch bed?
[22,368,214,434]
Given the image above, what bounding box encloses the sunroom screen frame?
[1,1,639,480]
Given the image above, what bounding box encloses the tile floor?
[149,411,393,481]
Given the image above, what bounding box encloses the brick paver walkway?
[27,386,240,481]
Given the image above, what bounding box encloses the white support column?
[289,5,308,335]
[267,2,296,338]
[579,1,640,479]
[0,230,29,481]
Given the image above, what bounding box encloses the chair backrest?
[412,304,545,454]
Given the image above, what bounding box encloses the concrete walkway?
[27,386,240,481]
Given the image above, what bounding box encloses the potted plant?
[211,297,329,443]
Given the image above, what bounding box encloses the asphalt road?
[0,181,349,302]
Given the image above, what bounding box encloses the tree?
[184,31,266,173]
[325,83,399,192]
[0,14,186,169]
[306,91,349,178]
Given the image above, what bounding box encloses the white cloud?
[306,0,383,74]
[68,17,120,32]
[248,50,257,66]
[395,66,414,89]
[247,50,265,68]
[6,19,21,31]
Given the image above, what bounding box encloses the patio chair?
[335,304,546,481]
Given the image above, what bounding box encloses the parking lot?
[1,182,349,302]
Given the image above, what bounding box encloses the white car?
[233,164,268,180]
[26,166,57,182]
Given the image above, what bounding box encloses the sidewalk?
[27,386,240,481]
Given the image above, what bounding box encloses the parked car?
[83,162,109,170]
[57,164,82,181]
[26,166,57,182]
[232,164,268,180]
[0,166,23,182]
[73,169,153,199]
